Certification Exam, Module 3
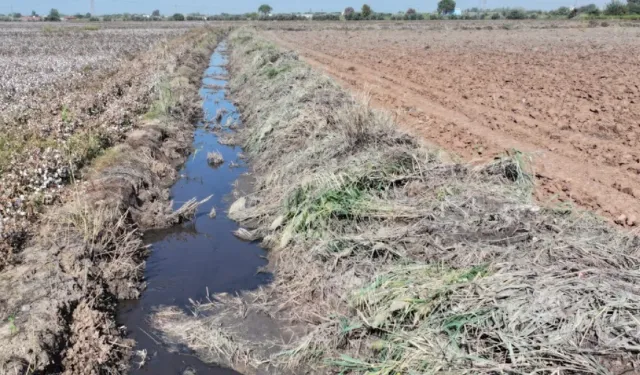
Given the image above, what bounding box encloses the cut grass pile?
[157,28,640,374]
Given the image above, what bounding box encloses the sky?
[1,0,611,16]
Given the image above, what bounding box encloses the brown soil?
[0,29,223,374]
[266,24,640,224]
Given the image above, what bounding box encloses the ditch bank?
[0,28,224,374]
[153,27,640,374]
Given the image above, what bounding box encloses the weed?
[145,79,174,119]
[453,264,489,283]
[262,64,290,79]
[7,316,17,334]
[65,130,108,167]
[61,105,71,123]
[90,146,127,173]
[284,184,367,233]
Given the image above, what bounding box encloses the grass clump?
[207,151,224,167]
[66,130,108,166]
[82,25,101,31]
[144,79,175,120]
[261,64,291,79]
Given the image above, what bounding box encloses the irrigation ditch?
[118,41,272,375]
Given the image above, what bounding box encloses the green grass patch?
[0,133,58,173]
[262,64,291,79]
[351,264,491,329]
[65,130,109,166]
[285,184,367,233]
[337,264,492,373]
[145,79,175,120]
[90,146,128,173]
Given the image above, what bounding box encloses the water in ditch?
[118,41,270,375]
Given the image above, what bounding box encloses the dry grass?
[153,305,255,368]
[209,206,217,218]
[207,151,225,166]
[172,195,213,221]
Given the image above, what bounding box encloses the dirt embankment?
[150,28,640,375]
[265,26,640,225]
[0,24,199,271]
[0,28,223,374]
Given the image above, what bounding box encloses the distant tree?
[85,12,91,18]
[506,8,527,19]
[406,8,417,14]
[13,12,22,18]
[171,13,185,21]
[75,13,85,18]
[605,0,628,14]
[103,15,113,21]
[361,4,372,18]
[152,9,160,17]
[628,0,640,13]
[47,8,61,21]
[578,3,600,15]
[554,6,571,16]
[437,0,456,14]
[31,10,38,16]
[258,4,272,15]
[343,6,355,16]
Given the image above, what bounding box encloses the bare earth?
[266,24,640,223]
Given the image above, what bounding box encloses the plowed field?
[267,25,640,224]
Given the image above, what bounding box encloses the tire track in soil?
[266,31,640,224]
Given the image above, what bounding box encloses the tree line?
[3,1,640,23]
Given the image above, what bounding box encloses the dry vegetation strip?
[0,27,223,374]
[267,23,640,225]
[155,28,640,374]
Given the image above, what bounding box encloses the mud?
[118,42,271,375]
[267,25,640,223]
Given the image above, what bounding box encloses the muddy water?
[118,42,269,375]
